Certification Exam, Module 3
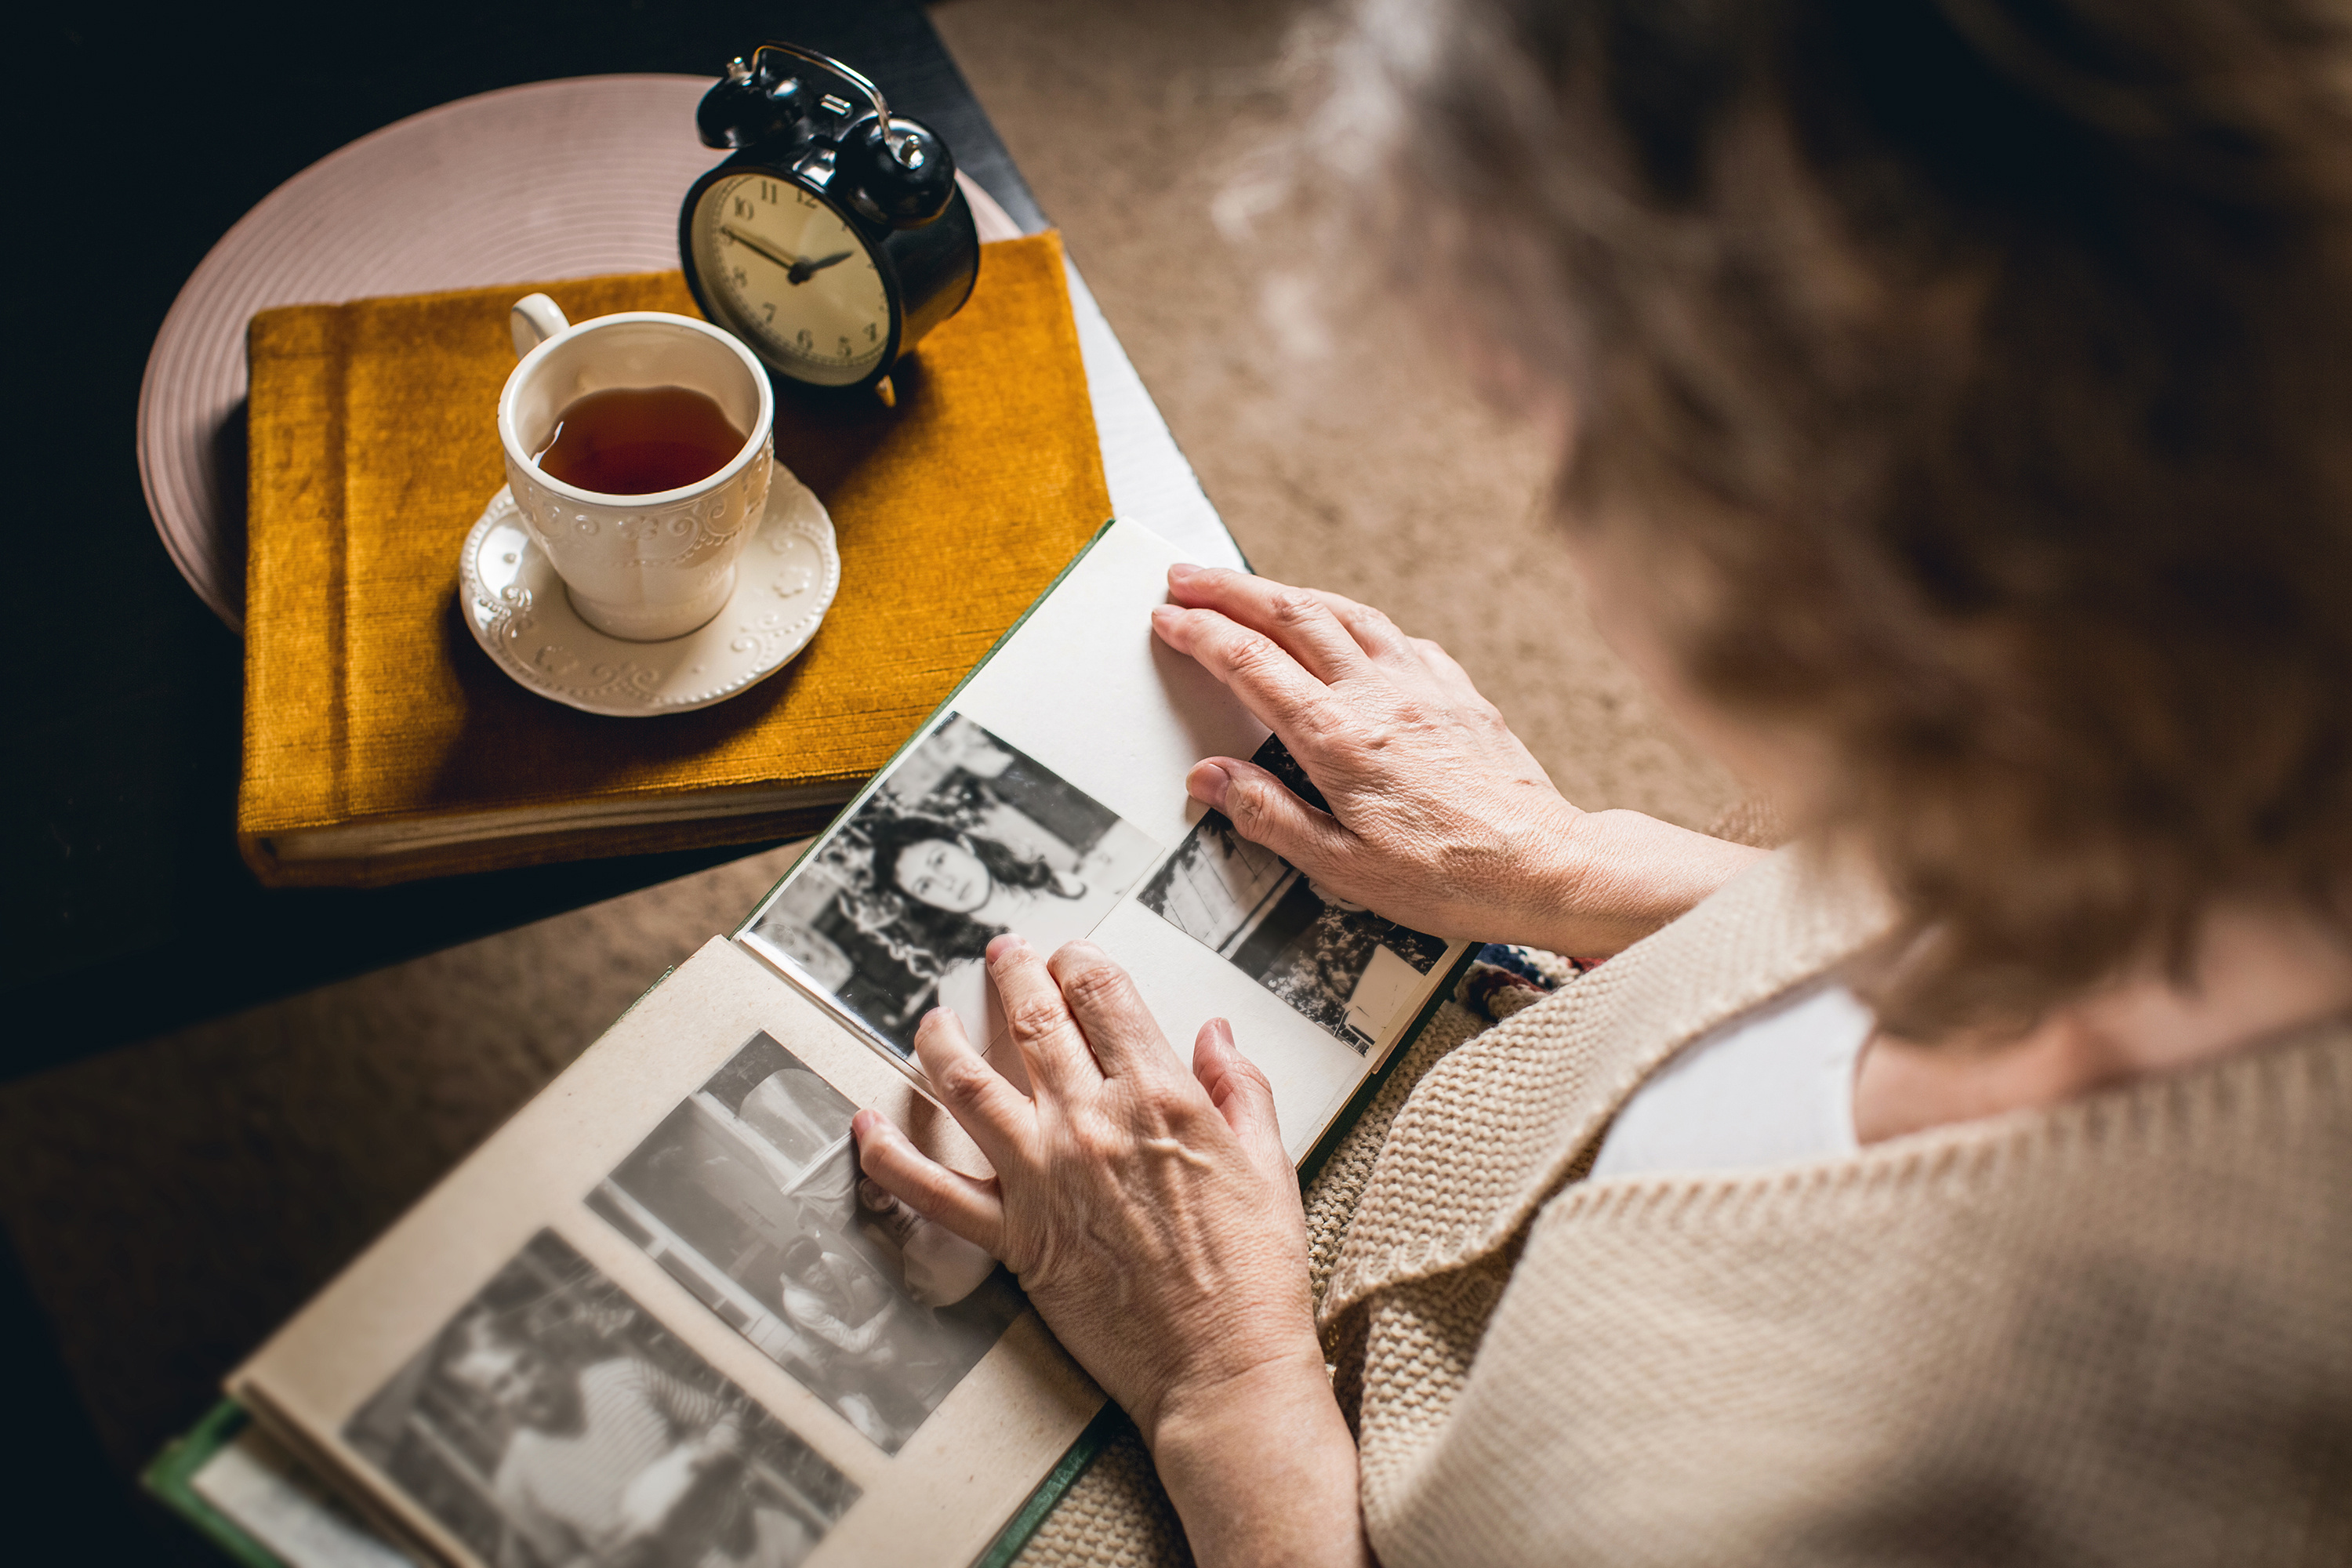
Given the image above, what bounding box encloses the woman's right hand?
[1151,565,1763,960]
[853,935,1370,1568]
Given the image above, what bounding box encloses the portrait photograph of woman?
[746,714,1161,1058]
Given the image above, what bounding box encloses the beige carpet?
[0,0,1737,1481]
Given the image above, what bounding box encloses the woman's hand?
[1152,564,1764,960]
[853,935,1369,1568]
[855,935,1312,1433]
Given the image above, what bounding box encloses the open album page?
[230,936,1099,1568]
[739,517,1473,1163]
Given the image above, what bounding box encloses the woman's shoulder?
[1364,1011,2352,1566]
[1407,847,1884,1141]
[1314,848,1888,1321]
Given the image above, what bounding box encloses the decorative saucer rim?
[456,470,840,717]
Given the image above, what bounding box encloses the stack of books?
[237,232,1110,887]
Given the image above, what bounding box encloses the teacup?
[499,294,775,642]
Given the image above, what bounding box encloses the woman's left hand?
[852,935,1370,1568]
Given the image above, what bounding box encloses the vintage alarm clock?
[681,42,980,394]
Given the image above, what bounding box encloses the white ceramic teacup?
[499,294,775,642]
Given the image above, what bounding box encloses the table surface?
[5,0,1231,1076]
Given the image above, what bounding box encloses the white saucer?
[458,467,840,717]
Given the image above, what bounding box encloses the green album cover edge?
[142,1399,292,1568]
[972,1399,1124,1568]
[146,1393,1123,1568]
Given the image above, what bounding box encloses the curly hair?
[1351,0,2352,1034]
[844,815,1067,978]
[866,815,1062,902]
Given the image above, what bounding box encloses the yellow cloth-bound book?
[238,232,1109,887]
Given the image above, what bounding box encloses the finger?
[1163,567,1373,684]
[1047,941,1181,1080]
[1191,1018,1291,1180]
[852,1109,1006,1254]
[1151,603,1337,746]
[1300,586,1417,664]
[986,934,1102,1099]
[912,1003,1033,1172]
[1408,635,1490,707]
[1188,756,1355,873]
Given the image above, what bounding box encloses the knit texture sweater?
[1016,849,2352,1566]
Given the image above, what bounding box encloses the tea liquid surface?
[534,385,747,495]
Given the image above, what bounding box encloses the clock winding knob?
[698,57,804,150]
[843,116,956,227]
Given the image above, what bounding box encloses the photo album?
[188,520,1477,1568]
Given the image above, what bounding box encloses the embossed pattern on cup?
[499,303,777,642]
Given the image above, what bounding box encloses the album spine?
[730,515,1122,941]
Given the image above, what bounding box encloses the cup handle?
[510,294,571,359]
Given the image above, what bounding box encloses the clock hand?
[786,251,855,285]
[720,224,804,274]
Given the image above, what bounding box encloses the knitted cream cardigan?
[1018,850,2352,1566]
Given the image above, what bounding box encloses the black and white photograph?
[587,1033,1024,1454]
[746,713,1161,1058]
[1137,735,1450,1052]
[343,1230,858,1568]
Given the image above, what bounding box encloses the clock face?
[690,172,892,387]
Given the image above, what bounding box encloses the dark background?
[5,0,1040,1076]
[2,2,1031,1555]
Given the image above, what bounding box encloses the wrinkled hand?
[1152,564,1760,960]
[851,935,1319,1444]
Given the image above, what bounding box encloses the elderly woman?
[852,1,2352,1563]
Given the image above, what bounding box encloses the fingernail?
[1150,603,1180,627]
[985,932,1027,962]
[1169,562,1201,581]
[1210,1017,1234,1048]
[1188,760,1231,808]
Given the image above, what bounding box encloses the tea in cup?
[499,294,775,641]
